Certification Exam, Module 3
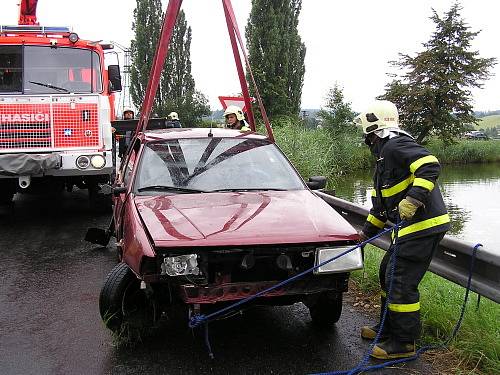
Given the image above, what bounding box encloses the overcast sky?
[2,0,499,112]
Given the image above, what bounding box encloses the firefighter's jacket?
[362,134,450,242]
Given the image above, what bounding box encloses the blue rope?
[188,223,403,329]
[313,242,482,375]
[345,221,402,375]
[189,218,481,372]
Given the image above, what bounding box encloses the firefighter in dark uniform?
[166,111,182,128]
[356,100,450,359]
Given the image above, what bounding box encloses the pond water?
[333,162,500,250]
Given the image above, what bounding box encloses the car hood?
[135,190,358,248]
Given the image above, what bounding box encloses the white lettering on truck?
[0,113,50,123]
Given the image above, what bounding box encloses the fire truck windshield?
[0,45,102,94]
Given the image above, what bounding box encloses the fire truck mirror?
[108,65,122,93]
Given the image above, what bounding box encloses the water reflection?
[332,163,500,249]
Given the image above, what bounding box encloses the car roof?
[141,128,269,142]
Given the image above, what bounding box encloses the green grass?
[352,246,500,374]
[427,139,500,164]
[476,115,500,130]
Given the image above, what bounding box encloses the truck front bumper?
[0,151,112,177]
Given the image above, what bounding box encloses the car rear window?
[135,138,305,192]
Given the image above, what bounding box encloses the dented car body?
[99,128,362,332]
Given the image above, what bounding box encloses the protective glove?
[398,196,422,221]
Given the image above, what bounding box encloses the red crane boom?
[18,0,39,25]
[137,0,274,142]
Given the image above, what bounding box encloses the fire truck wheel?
[307,291,343,327]
[99,263,158,337]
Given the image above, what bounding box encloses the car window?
[135,138,305,192]
[123,148,137,186]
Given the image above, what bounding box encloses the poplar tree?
[130,1,210,126]
[381,4,496,144]
[245,0,306,118]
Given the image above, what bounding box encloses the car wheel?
[308,291,343,327]
[99,263,157,335]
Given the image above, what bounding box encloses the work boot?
[370,338,416,359]
[360,323,389,340]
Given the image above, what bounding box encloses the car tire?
[308,291,343,327]
[99,263,157,334]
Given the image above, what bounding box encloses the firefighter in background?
[118,108,134,158]
[166,111,182,128]
[224,105,250,131]
[123,108,134,120]
[356,100,450,359]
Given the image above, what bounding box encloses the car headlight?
[76,155,90,169]
[161,254,199,276]
[90,154,106,169]
[313,246,363,274]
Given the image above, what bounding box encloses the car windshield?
[135,137,305,193]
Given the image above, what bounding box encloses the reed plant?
[426,139,500,164]
[270,117,371,186]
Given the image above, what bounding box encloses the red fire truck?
[0,0,122,209]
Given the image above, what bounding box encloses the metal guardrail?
[316,191,500,304]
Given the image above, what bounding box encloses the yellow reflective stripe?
[381,175,414,197]
[409,155,439,173]
[389,301,420,312]
[397,214,450,238]
[367,214,385,229]
[371,189,377,197]
[381,290,387,298]
[413,177,435,191]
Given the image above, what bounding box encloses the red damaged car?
[96,127,362,334]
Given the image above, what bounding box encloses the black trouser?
[378,232,445,341]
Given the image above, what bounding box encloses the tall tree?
[130,0,161,113]
[317,84,356,135]
[246,0,306,118]
[380,3,496,144]
[130,1,210,126]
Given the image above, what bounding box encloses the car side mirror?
[306,176,327,190]
[108,65,122,92]
[113,186,127,196]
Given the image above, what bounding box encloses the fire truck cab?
[0,25,122,209]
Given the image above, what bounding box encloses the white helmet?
[355,100,399,135]
[224,105,245,121]
[168,111,179,120]
[123,108,134,115]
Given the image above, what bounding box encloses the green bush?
[271,118,371,186]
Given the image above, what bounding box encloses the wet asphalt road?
[0,191,433,375]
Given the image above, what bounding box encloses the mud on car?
[97,128,362,335]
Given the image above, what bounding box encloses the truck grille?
[0,122,52,149]
[0,98,100,151]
